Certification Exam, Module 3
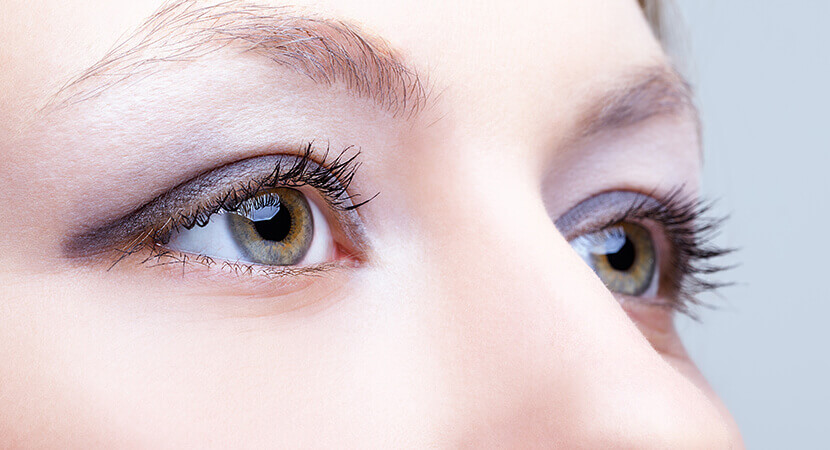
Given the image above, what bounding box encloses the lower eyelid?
[96,244,358,316]
[118,239,350,285]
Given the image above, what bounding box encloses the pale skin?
[0,0,743,447]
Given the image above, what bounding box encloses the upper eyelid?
[554,190,664,241]
[61,149,368,259]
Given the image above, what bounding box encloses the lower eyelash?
[111,240,346,279]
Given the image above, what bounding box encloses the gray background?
[673,1,830,448]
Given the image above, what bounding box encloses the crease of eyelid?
[44,0,432,118]
[61,151,370,260]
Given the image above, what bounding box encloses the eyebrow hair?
[579,65,699,139]
[48,1,696,139]
[48,0,429,117]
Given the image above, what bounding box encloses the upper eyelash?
[164,142,375,239]
[63,142,376,276]
[603,188,733,316]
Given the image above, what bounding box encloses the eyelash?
[104,153,730,306]
[165,143,372,235]
[602,188,732,315]
[109,143,374,276]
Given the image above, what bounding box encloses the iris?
[571,222,656,296]
[228,188,315,265]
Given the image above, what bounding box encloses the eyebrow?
[578,65,699,139]
[48,0,429,117]
[50,0,694,134]
[55,4,701,258]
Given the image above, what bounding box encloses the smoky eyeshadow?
[554,191,660,241]
[62,154,324,258]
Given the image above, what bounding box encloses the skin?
[0,0,743,447]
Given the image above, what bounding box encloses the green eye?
[570,222,657,296]
[227,188,315,265]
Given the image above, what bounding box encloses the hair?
[640,0,665,40]
[640,0,688,70]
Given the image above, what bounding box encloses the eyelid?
[554,190,662,240]
[62,147,372,259]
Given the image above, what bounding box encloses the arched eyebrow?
[47,0,429,117]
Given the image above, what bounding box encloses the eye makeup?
[556,189,731,315]
[62,139,727,313]
[62,143,376,270]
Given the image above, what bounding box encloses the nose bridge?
[412,164,731,446]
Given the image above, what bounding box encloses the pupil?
[607,236,636,271]
[252,205,292,242]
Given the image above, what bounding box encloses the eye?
[570,222,658,297]
[554,190,731,313]
[164,187,334,266]
[62,146,375,283]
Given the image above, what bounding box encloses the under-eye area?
[62,143,376,279]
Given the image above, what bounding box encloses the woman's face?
[0,0,742,447]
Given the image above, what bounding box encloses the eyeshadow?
[555,190,660,241]
[61,151,364,259]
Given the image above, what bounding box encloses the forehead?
[0,0,663,126]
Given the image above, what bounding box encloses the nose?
[413,177,736,447]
